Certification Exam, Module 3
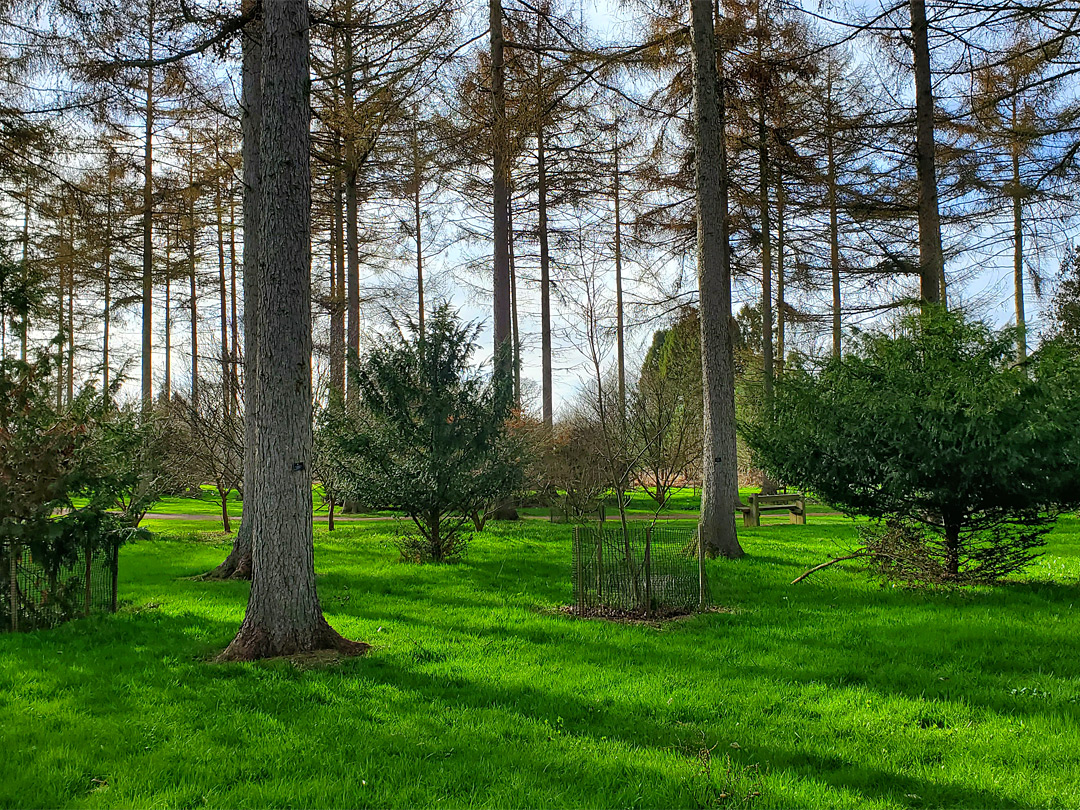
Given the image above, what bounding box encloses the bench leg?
[790,510,806,525]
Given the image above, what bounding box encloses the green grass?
[2,516,1079,808]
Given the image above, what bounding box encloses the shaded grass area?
[2,517,1079,808]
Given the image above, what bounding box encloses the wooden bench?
[737,492,806,527]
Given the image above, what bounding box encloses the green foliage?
[630,307,702,506]
[0,279,147,629]
[1050,244,1080,343]
[744,307,1080,583]
[325,306,522,561]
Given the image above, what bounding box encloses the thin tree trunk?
[691,0,743,559]
[758,99,773,405]
[490,0,512,380]
[188,135,199,401]
[776,164,785,373]
[910,0,944,305]
[20,176,30,361]
[164,224,172,400]
[217,166,231,406]
[412,121,425,338]
[220,0,366,661]
[103,176,113,394]
[142,0,155,411]
[537,17,553,428]
[1012,130,1026,360]
[229,185,240,413]
[331,150,346,398]
[67,211,75,404]
[206,3,260,581]
[509,180,521,407]
[613,132,626,429]
[344,20,360,407]
[827,127,841,358]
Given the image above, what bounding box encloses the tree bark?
[164,225,172,400]
[776,164,785,373]
[412,120,425,338]
[490,0,512,381]
[219,0,366,661]
[142,0,155,411]
[103,171,113,394]
[537,18,553,429]
[910,0,944,305]
[216,155,230,408]
[691,0,743,559]
[344,19,361,407]
[1011,113,1026,361]
[827,127,841,358]
[188,135,199,402]
[613,132,626,429]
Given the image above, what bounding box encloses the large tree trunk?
[910,0,944,305]
[691,0,743,559]
[205,3,261,581]
[490,0,512,380]
[142,0,155,412]
[220,0,366,661]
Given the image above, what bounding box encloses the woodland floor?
[1,514,1079,808]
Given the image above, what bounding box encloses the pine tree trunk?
[828,128,841,358]
[164,229,172,401]
[508,180,521,406]
[613,134,626,429]
[189,181,199,402]
[142,0,155,411]
[691,0,743,559]
[229,187,240,413]
[103,180,113,394]
[1012,147,1026,361]
[757,99,776,497]
[216,167,230,407]
[776,165,785,374]
[537,20,553,429]
[412,122,425,338]
[344,21,361,407]
[910,0,944,305]
[490,0,512,381]
[220,0,366,661]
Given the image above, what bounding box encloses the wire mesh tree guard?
[572,522,706,618]
[2,541,119,633]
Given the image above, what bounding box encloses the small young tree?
[161,385,243,533]
[331,306,521,562]
[744,308,1080,584]
[630,309,703,508]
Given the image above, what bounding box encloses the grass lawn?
[2,516,1079,808]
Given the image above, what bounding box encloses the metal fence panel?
[1,541,119,633]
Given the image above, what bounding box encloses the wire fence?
[572,522,706,617]
[1,541,119,633]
